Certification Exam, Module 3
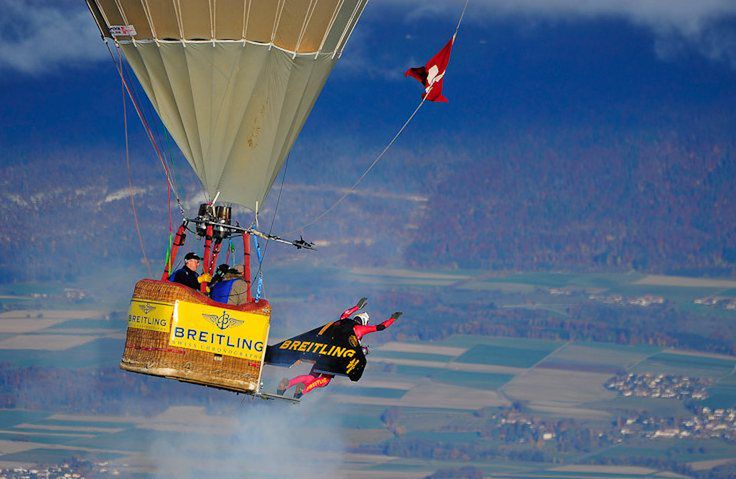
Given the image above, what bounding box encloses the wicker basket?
[121,279,271,394]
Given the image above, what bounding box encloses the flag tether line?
[287,0,469,234]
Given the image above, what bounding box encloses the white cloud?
[376,0,736,29]
[148,400,349,479]
[103,186,147,203]
[373,0,736,66]
[337,26,409,80]
[0,0,107,75]
[2,0,734,76]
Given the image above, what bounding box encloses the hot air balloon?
[85,0,367,398]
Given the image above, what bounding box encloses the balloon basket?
[121,279,271,394]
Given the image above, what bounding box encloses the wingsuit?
[277,298,401,399]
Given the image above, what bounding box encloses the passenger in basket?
[170,252,210,290]
[209,265,248,305]
[209,263,231,288]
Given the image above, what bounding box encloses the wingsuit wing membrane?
[265,319,366,381]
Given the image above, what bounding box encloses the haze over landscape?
[0,1,735,478]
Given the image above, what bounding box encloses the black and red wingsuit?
[265,298,400,398]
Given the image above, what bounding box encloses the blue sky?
[1,0,735,194]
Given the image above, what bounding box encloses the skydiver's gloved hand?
[362,345,370,356]
[198,273,212,284]
[356,297,368,310]
[391,312,402,320]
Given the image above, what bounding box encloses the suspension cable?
[118,51,177,236]
[253,153,291,282]
[119,52,153,278]
[104,40,186,219]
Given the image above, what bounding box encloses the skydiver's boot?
[293,383,305,399]
[277,378,289,396]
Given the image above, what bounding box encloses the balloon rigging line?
[120,52,153,278]
[115,51,174,200]
[110,44,175,236]
[288,0,469,234]
[121,57,177,233]
[252,152,291,284]
[104,40,186,220]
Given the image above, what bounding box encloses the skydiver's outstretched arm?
[354,312,402,338]
[340,297,368,320]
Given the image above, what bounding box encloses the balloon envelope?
[87,0,367,210]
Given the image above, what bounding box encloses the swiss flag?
[405,35,455,103]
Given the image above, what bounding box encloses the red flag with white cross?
[405,34,456,103]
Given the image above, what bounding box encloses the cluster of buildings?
[62,288,88,302]
[588,293,665,307]
[604,373,710,400]
[606,373,735,442]
[548,288,573,296]
[0,461,120,479]
[546,288,666,308]
[694,296,736,310]
[483,409,556,444]
[618,408,736,441]
[0,465,82,479]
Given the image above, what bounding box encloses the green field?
[633,352,736,378]
[393,364,513,389]
[702,386,736,408]
[582,397,692,417]
[512,471,646,479]
[0,409,50,428]
[11,424,119,436]
[0,283,67,297]
[573,341,660,355]
[456,343,557,368]
[46,319,120,331]
[0,432,83,445]
[0,448,122,463]
[370,350,458,362]
[438,334,563,351]
[590,438,736,462]
[484,272,642,289]
[0,301,734,478]
[540,343,659,372]
[703,374,736,408]
[335,385,407,399]
[338,410,387,429]
[66,427,171,451]
[392,409,474,432]
[37,418,136,429]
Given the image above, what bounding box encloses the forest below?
[2,115,735,284]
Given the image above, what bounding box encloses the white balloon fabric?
[87,0,367,210]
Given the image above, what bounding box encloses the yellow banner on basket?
[127,299,173,333]
[170,301,270,360]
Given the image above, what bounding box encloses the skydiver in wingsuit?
[277,298,401,399]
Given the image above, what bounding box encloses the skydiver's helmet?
[354,312,370,326]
